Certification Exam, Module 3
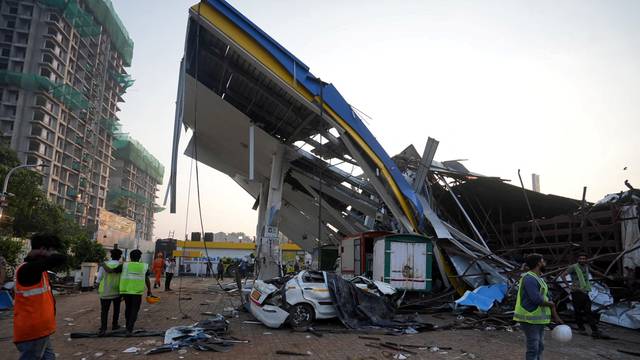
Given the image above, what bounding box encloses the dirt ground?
[1,277,639,359]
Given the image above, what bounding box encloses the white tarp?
[600,302,640,329]
[621,205,640,268]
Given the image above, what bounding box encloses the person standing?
[119,250,152,336]
[13,233,67,360]
[96,248,123,335]
[164,258,176,291]
[216,259,224,281]
[513,253,562,360]
[561,253,606,337]
[152,253,164,289]
[239,258,248,278]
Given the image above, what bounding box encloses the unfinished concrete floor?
[1,277,638,359]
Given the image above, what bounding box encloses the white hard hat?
[551,325,572,343]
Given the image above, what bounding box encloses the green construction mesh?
[116,73,134,89]
[50,83,89,110]
[112,134,164,184]
[0,70,89,110]
[62,1,101,37]
[85,0,134,66]
[100,116,121,135]
[107,188,150,204]
[0,70,51,89]
[38,0,134,66]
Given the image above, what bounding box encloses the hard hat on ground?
[146,295,160,304]
[551,324,572,342]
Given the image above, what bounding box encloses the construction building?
[107,133,164,245]
[0,0,133,226]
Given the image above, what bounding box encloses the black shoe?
[98,329,106,337]
[125,330,133,337]
[112,324,121,331]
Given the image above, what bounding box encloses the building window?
[44,40,56,51]
[20,5,33,17]
[42,53,53,64]
[26,155,38,165]
[9,61,21,72]
[39,67,52,79]
[15,33,27,45]
[2,105,16,118]
[6,90,18,103]
[0,47,9,57]
[12,46,25,59]
[30,124,42,137]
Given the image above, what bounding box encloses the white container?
[372,235,433,292]
[80,262,98,289]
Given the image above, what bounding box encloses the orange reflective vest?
[13,264,56,343]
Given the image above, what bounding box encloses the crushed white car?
[249,270,397,328]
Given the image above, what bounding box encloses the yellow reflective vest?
[119,262,148,295]
[513,271,551,325]
[98,260,121,299]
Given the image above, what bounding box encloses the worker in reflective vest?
[561,252,608,337]
[119,249,152,335]
[96,248,123,336]
[514,254,562,360]
[13,234,67,360]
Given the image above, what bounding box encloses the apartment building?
[0,0,133,226]
[107,133,163,244]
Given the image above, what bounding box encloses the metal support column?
[257,145,287,279]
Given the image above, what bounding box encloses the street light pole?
[0,163,49,219]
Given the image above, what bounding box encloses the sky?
[111,0,639,241]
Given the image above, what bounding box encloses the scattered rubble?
[145,314,248,355]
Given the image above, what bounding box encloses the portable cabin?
[372,234,433,292]
[340,231,392,277]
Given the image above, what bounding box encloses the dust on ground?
[1,277,639,359]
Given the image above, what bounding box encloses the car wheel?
[288,303,314,328]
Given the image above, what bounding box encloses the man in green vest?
[118,249,152,336]
[514,254,563,360]
[561,253,607,337]
[97,248,123,336]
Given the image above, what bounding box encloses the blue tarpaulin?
[454,284,508,312]
[0,290,13,310]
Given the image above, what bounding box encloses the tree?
[68,237,106,269]
[0,146,103,269]
[0,236,25,267]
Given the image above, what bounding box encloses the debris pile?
[145,314,248,355]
